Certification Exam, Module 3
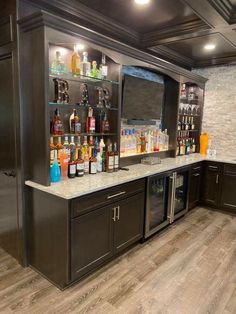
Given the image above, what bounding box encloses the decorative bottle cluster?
[51,48,108,80]
[176,132,196,156]
[50,107,111,136]
[50,135,119,182]
[120,126,169,157]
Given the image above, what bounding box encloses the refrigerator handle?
[167,174,175,224]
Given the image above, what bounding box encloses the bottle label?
[90,162,97,174]
[54,122,63,133]
[84,161,89,173]
[108,156,114,169]
[89,118,96,132]
[114,155,119,168]
[77,162,84,171]
[69,164,76,175]
[50,149,57,161]
[101,65,108,77]
[72,121,81,134]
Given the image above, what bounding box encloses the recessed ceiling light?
[204,44,216,50]
[134,0,150,5]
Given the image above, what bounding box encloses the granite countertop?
[25,154,236,200]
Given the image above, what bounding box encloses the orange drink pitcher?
[200,133,209,155]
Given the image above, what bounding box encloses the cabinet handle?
[107,191,126,199]
[192,166,200,171]
[209,165,218,170]
[112,207,116,221]
[216,174,219,184]
[193,173,200,177]
[116,206,120,221]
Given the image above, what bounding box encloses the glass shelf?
[51,133,117,137]
[48,102,118,111]
[120,150,169,158]
[49,72,119,85]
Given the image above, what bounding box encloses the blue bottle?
[50,157,61,183]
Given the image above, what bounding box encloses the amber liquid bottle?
[51,109,64,135]
[70,109,81,135]
[101,112,110,133]
[106,143,114,173]
[71,47,81,75]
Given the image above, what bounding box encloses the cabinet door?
[202,163,221,207]
[113,192,145,254]
[221,171,236,211]
[71,206,113,281]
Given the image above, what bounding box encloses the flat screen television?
[122,74,164,120]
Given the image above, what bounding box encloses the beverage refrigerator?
[144,167,189,238]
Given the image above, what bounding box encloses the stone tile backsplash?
[193,65,236,157]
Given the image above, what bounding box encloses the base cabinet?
[201,161,222,207]
[220,164,236,211]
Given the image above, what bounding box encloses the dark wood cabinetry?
[220,164,236,212]
[201,161,223,207]
[71,187,145,281]
[188,163,202,210]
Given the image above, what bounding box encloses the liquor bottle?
[176,138,180,156]
[51,109,64,135]
[50,156,61,183]
[190,117,195,130]
[185,116,189,131]
[63,136,70,161]
[71,46,81,75]
[185,138,190,155]
[90,61,99,78]
[177,120,181,131]
[56,136,64,165]
[113,142,119,172]
[96,151,102,173]
[68,157,76,179]
[181,116,185,131]
[192,138,196,153]
[80,83,89,106]
[188,86,195,100]
[140,132,146,153]
[50,137,57,166]
[76,149,84,177]
[84,150,90,174]
[70,109,81,135]
[82,136,88,159]
[81,51,91,77]
[89,148,97,174]
[51,51,67,75]
[86,107,96,134]
[99,138,105,155]
[101,112,110,133]
[106,143,114,173]
[180,84,187,99]
[94,137,99,155]
[99,54,108,79]
[69,136,76,162]
[88,135,94,158]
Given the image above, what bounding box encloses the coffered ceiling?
[25,0,236,68]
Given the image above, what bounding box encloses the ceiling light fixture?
[134,0,150,5]
[204,44,216,50]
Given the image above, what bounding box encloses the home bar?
[1,0,236,312]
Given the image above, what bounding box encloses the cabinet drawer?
[191,163,201,174]
[71,179,146,218]
[224,163,236,175]
[205,161,222,172]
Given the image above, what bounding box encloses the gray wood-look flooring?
[0,207,236,314]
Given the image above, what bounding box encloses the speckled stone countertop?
[25,154,236,200]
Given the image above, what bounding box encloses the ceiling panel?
[162,33,236,61]
[76,0,201,33]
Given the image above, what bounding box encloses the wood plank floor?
[0,207,236,314]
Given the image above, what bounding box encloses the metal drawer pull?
[216,174,219,184]
[116,206,120,221]
[107,191,126,199]
[192,167,200,171]
[193,173,200,177]
[209,165,218,170]
[112,207,116,221]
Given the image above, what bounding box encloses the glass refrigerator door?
[174,170,188,215]
[146,176,168,234]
